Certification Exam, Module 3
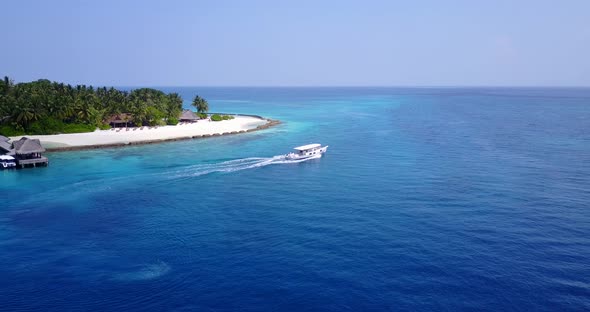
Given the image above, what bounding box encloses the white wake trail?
[168,154,319,179]
[19,155,319,206]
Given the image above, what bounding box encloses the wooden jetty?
[16,156,49,168]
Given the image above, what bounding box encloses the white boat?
[285,143,328,160]
[0,155,17,169]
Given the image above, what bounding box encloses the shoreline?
[9,115,281,153]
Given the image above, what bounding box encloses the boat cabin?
[0,155,16,169]
[293,143,323,156]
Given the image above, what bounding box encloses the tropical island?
[0,77,278,151]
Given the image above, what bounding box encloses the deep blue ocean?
[1,88,589,311]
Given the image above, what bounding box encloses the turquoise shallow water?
[1,87,590,311]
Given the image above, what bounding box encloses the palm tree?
[166,93,183,120]
[87,106,105,127]
[12,101,42,128]
[58,103,76,121]
[131,97,148,126]
[192,95,208,113]
[1,76,13,96]
[74,97,89,123]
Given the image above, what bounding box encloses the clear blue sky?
[1,0,589,86]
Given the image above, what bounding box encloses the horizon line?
[108,85,590,89]
[7,78,590,89]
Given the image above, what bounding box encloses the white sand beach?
[9,116,272,150]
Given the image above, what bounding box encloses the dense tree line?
[0,77,195,135]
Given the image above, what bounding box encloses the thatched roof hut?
[106,113,134,127]
[13,137,45,155]
[179,110,198,122]
[0,140,13,155]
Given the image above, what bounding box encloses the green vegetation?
[0,125,24,136]
[192,95,209,113]
[198,113,208,119]
[62,123,97,134]
[210,114,235,122]
[166,117,179,125]
[0,76,208,135]
[26,117,96,135]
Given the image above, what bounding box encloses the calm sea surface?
[1,88,589,311]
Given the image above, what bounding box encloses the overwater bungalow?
[11,137,49,168]
[179,110,199,123]
[0,135,12,155]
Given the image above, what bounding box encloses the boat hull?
[1,163,16,170]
